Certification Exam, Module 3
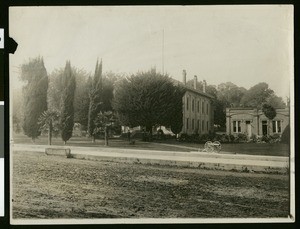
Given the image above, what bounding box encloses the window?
[207,121,209,131]
[186,97,189,111]
[192,99,194,112]
[186,118,189,129]
[202,120,204,131]
[233,121,241,133]
[192,119,194,130]
[202,101,204,114]
[206,103,209,115]
[197,120,200,130]
[272,121,282,133]
[197,101,200,113]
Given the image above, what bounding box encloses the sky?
[9,5,293,98]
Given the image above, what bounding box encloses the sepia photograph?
[9,5,294,224]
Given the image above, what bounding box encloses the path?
[12,143,290,174]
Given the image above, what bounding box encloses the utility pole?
[162,28,164,75]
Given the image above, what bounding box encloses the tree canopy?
[88,59,103,140]
[240,82,274,108]
[21,57,48,140]
[48,67,91,130]
[60,61,76,143]
[217,82,247,108]
[262,104,277,120]
[113,69,185,133]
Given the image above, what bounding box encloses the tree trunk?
[104,127,108,146]
[48,120,52,145]
[92,136,95,143]
[146,125,153,141]
[64,141,67,145]
[257,113,260,136]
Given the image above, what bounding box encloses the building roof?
[171,78,214,99]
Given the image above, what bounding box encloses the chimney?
[203,80,207,93]
[182,70,186,85]
[194,75,197,90]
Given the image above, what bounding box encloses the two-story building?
[123,70,215,136]
[174,70,214,135]
[226,107,289,138]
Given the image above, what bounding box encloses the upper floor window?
[192,99,194,112]
[197,101,200,113]
[202,101,204,114]
[186,97,189,111]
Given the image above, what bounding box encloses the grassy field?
[162,140,290,157]
[13,134,290,156]
[12,151,290,219]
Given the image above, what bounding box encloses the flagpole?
[162,28,164,75]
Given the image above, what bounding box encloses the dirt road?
[12,151,290,219]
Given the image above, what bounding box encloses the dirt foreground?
[12,151,290,219]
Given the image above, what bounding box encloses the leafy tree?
[21,57,48,141]
[73,70,91,130]
[240,82,274,108]
[217,82,247,107]
[93,111,115,146]
[213,100,226,129]
[101,72,120,112]
[60,61,76,144]
[266,94,286,108]
[12,88,23,133]
[169,86,186,136]
[48,67,91,130]
[113,69,184,136]
[262,104,277,120]
[262,103,277,136]
[47,69,63,112]
[88,59,103,141]
[38,110,60,145]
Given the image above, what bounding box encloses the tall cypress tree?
[21,57,48,141]
[60,61,76,144]
[88,59,103,142]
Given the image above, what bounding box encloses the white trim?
[0,159,3,217]
[11,216,295,225]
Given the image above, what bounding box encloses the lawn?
[13,133,290,156]
[160,139,290,157]
[12,151,290,219]
[12,134,191,152]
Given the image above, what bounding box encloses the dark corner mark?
[7,37,18,54]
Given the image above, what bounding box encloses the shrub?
[228,134,235,142]
[249,134,257,143]
[199,134,211,142]
[218,134,228,143]
[269,133,281,143]
[179,133,189,142]
[190,133,200,143]
[237,133,248,142]
[281,124,290,144]
[261,135,271,143]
